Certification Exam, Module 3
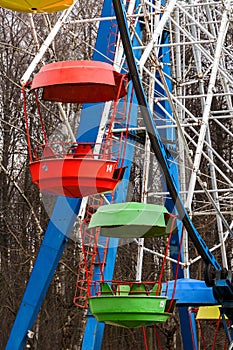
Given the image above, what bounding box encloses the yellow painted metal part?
[0,0,74,13]
[196,306,222,320]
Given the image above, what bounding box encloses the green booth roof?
[88,202,176,238]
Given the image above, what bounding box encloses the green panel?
[100,283,114,295]
[118,284,131,295]
[93,312,171,328]
[89,202,175,238]
[89,295,172,328]
[150,283,161,296]
[129,283,147,295]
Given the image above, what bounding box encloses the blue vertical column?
[155,24,198,350]
[81,1,143,348]
[5,197,80,350]
[81,96,138,350]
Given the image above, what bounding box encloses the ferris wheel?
[2,0,233,349]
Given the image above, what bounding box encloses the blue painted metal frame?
[154,21,198,349]
[5,197,80,350]
[80,3,119,347]
[81,1,143,345]
[81,102,138,349]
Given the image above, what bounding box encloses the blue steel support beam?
[80,2,118,348]
[82,126,138,350]
[165,276,217,346]
[81,1,143,348]
[5,197,81,350]
[155,26,198,349]
[164,277,220,350]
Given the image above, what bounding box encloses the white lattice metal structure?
[130,0,233,272]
